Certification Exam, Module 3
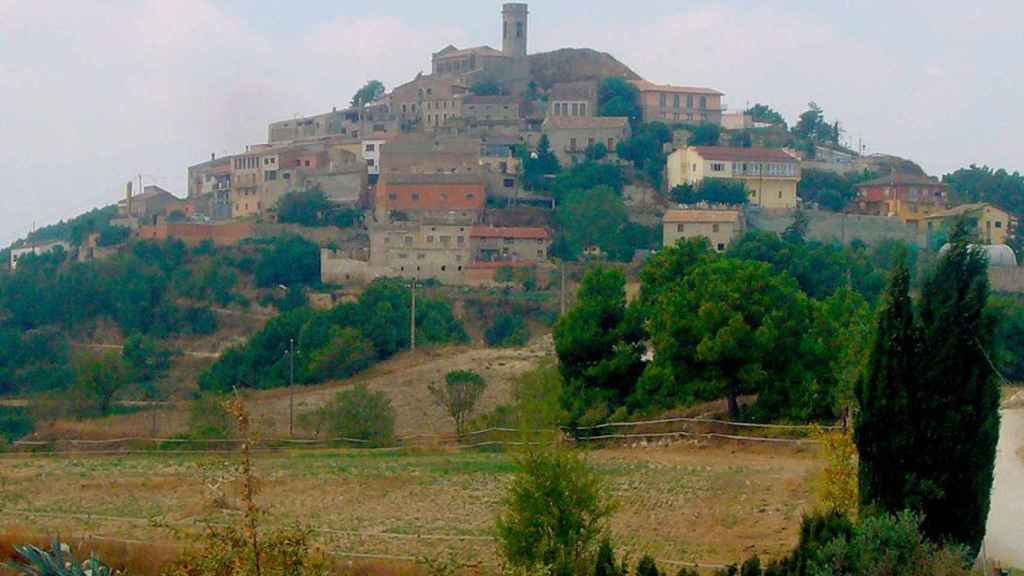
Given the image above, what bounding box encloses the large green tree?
[857,224,1000,557]
[553,267,645,424]
[597,77,641,125]
[641,258,816,419]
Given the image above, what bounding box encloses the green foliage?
[96,223,131,246]
[200,279,466,392]
[641,258,817,419]
[944,164,1024,251]
[727,231,890,301]
[594,539,629,576]
[429,370,488,437]
[0,328,72,395]
[0,406,35,442]
[276,187,332,227]
[486,313,530,347]
[990,295,1024,381]
[552,161,625,198]
[728,130,753,148]
[167,523,329,576]
[521,135,561,191]
[554,267,645,424]
[745,104,787,128]
[351,80,385,107]
[122,334,174,383]
[553,186,645,262]
[792,102,841,146]
[254,235,320,288]
[316,385,396,447]
[670,180,748,205]
[856,225,1000,557]
[20,204,118,247]
[586,141,608,161]
[305,327,376,383]
[615,122,672,189]
[797,168,877,212]
[755,511,971,576]
[7,540,116,576]
[496,448,615,576]
[636,555,661,576]
[687,123,721,146]
[637,237,714,315]
[71,351,130,417]
[597,77,641,125]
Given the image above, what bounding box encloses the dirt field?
[0,442,820,569]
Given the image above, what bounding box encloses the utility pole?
[410,278,417,352]
[288,338,295,437]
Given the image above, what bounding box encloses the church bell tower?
[502,3,528,58]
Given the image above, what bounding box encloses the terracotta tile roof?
[856,172,948,188]
[690,146,798,163]
[470,226,550,240]
[543,116,629,130]
[434,45,507,58]
[630,80,723,96]
[923,203,1005,220]
[663,209,741,224]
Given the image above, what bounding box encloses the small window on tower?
[516,22,523,38]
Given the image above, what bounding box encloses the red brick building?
[374,173,486,220]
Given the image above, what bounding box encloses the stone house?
[662,209,743,252]
[540,116,631,166]
[630,80,725,125]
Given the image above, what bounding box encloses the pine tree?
[855,259,918,515]
[912,223,1000,555]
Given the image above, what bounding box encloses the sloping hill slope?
[528,48,640,89]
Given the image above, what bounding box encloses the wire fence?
[4,416,832,456]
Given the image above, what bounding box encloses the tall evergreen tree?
[856,223,1000,557]
[856,260,918,515]
[913,223,999,555]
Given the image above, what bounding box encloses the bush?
[305,327,376,382]
[594,539,628,576]
[0,406,34,442]
[636,555,661,576]
[181,307,218,335]
[429,370,487,438]
[277,187,332,227]
[186,394,235,440]
[254,235,320,288]
[485,313,530,347]
[495,448,615,576]
[315,385,395,447]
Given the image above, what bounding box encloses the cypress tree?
[855,259,919,515]
[913,223,999,555]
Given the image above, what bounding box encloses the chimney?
[211,153,216,161]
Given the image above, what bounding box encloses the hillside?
[528,48,641,89]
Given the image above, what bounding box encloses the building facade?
[541,116,630,166]
[630,80,725,125]
[853,172,949,223]
[374,173,486,221]
[662,209,743,252]
[548,81,597,118]
[667,146,801,209]
[471,225,549,262]
[922,203,1013,245]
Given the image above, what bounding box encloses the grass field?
[0,442,820,570]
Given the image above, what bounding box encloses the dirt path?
[985,409,1024,568]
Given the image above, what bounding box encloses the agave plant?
[6,540,116,576]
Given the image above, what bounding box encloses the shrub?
[186,394,235,440]
[485,313,530,347]
[636,555,661,576]
[594,539,628,576]
[254,235,320,288]
[0,406,34,442]
[180,307,218,335]
[495,448,614,576]
[7,540,116,576]
[316,385,395,447]
[305,327,376,382]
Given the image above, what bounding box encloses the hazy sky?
[2,0,1022,247]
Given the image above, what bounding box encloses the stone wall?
[747,207,925,247]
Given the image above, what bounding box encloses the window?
[398,253,409,259]
[367,159,375,167]
[264,170,277,181]
[537,250,544,257]
[304,160,311,167]
[504,238,514,245]
[996,221,1004,228]
[516,21,523,38]
[659,93,667,107]
[687,94,694,108]
[441,265,446,271]
[712,224,720,233]
[674,94,680,108]
[572,103,580,116]
[700,96,707,109]
[457,236,465,245]
[607,138,614,149]
[388,193,397,201]
[427,235,434,243]
[417,253,426,260]
[580,103,587,116]
[466,192,476,199]
[365,143,375,152]
[677,223,685,232]
[717,243,726,252]
[711,163,725,172]
[411,192,420,201]
[404,236,413,246]
[778,190,783,199]
[570,137,577,150]
[504,178,515,188]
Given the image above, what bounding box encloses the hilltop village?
[11,2,1017,285]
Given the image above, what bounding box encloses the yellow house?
[662,209,743,252]
[667,146,801,209]
[921,203,1014,245]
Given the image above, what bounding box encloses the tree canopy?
[350,80,385,108]
[597,77,641,126]
[745,103,787,128]
[670,179,748,206]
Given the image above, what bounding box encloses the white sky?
[1,0,1022,247]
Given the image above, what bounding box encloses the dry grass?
[0,441,820,569]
